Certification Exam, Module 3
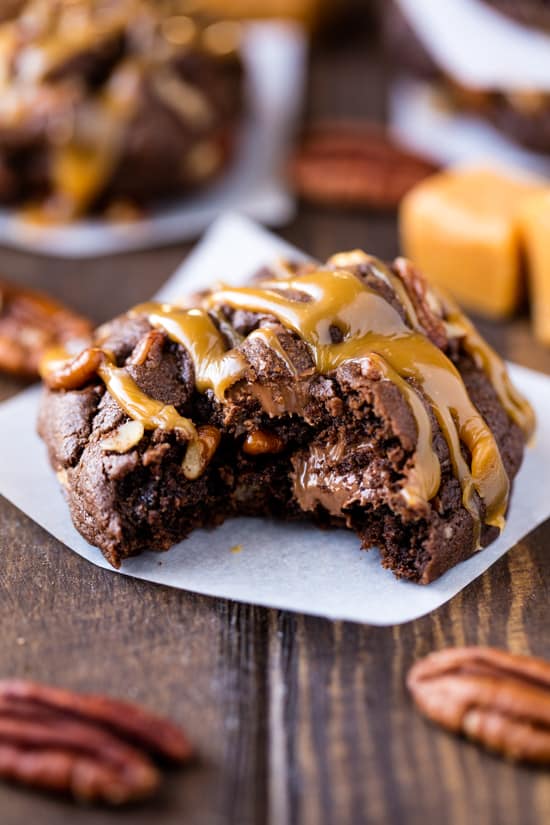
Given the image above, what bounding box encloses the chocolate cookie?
[482,0,550,30]
[383,0,550,154]
[0,0,244,219]
[38,252,533,583]
[449,85,550,154]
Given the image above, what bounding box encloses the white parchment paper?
[395,0,550,91]
[0,214,549,625]
[0,23,305,258]
[390,78,550,178]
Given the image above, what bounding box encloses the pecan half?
[408,647,550,764]
[392,257,449,352]
[182,424,221,480]
[41,346,105,391]
[0,680,193,804]
[101,420,145,453]
[290,121,438,210]
[0,279,91,379]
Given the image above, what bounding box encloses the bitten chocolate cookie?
[0,0,244,220]
[38,251,533,583]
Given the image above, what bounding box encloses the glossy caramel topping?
[203,268,511,530]
[438,290,536,441]
[129,303,248,399]
[368,353,440,508]
[328,250,422,330]
[97,359,196,439]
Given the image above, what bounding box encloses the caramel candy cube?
[519,192,550,344]
[400,168,544,318]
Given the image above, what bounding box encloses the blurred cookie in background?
[0,0,24,23]
[381,0,550,157]
[482,0,550,29]
[0,0,245,222]
[198,0,329,27]
[380,0,439,79]
[198,0,374,36]
[447,85,550,156]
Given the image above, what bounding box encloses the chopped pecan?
[408,647,550,764]
[243,429,284,456]
[392,257,448,351]
[182,424,221,480]
[0,679,193,804]
[101,420,145,453]
[41,346,105,391]
[0,279,91,379]
[290,120,438,210]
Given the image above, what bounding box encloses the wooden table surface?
[1,25,550,825]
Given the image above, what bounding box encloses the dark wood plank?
[1,27,550,825]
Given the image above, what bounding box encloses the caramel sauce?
[439,291,536,441]
[327,253,532,444]
[50,142,115,218]
[129,303,248,399]
[203,270,511,530]
[367,353,440,508]
[40,253,535,535]
[97,358,196,439]
[328,250,422,330]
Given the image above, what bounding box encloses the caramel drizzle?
[41,341,198,438]
[128,304,248,398]
[97,359,196,440]
[439,291,536,441]
[41,256,535,536]
[342,251,534,442]
[328,250,423,330]
[202,271,511,531]
[367,353,440,507]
